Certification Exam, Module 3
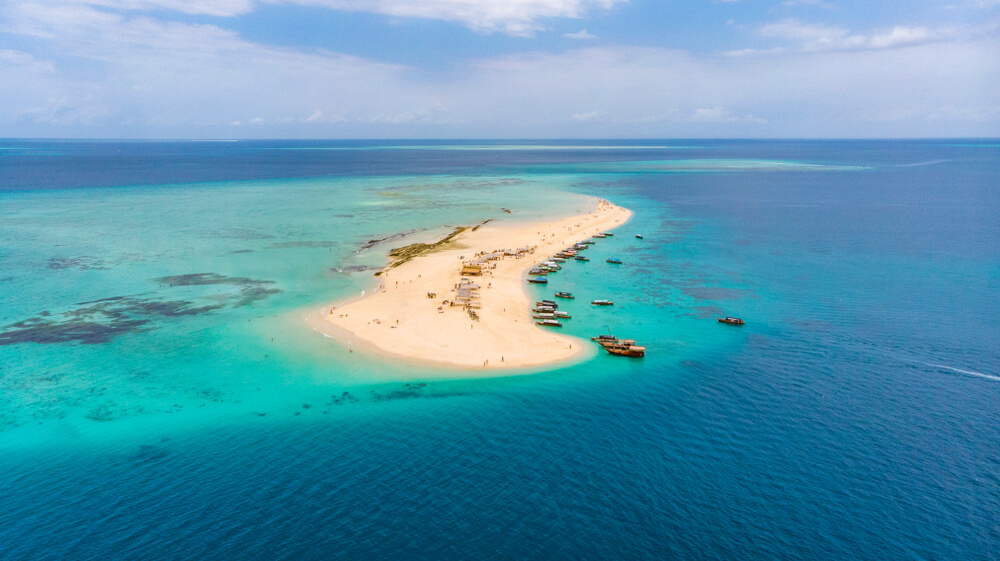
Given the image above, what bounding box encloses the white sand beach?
[310,197,632,370]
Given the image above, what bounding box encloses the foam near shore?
[309,197,632,371]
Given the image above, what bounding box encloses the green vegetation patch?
[377,226,468,275]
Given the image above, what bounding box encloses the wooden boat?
[718,317,745,325]
[604,344,645,357]
[538,300,557,306]
[553,311,571,319]
[574,256,590,262]
[592,234,607,239]
[555,291,574,299]
[533,307,556,313]
[606,258,622,264]
[529,268,548,275]
[536,319,563,327]
[551,257,566,262]
[533,313,555,319]
[527,277,548,284]
[581,240,595,245]
[591,299,614,306]
[635,234,643,239]
[591,334,619,343]
[602,232,614,237]
[593,337,635,348]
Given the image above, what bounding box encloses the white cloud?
[869,26,931,48]
[565,28,596,39]
[3,0,625,35]
[759,18,848,42]
[271,0,628,35]
[16,97,110,125]
[757,18,948,52]
[688,107,766,124]
[0,0,996,138]
[782,0,835,7]
[11,0,254,18]
[0,49,55,72]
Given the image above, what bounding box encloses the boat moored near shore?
[604,343,645,357]
[591,334,645,357]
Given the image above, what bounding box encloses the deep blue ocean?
[1,140,997,560]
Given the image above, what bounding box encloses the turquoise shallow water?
[1,140,997,560]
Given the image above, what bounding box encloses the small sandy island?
[309,197,632,371]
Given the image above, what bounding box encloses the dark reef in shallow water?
[131,444,169,464]
[47,256,109,271]
[268,241,335,249]
[233,286,281,307]
[0,295,225,345]
[155,273,281,308]
[210,227,275,240]
[360,229,422,250]
[1,272,280,345]
[155,272,270,287]
[366,383,471,403]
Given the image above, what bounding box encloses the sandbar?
[310,197,632,371]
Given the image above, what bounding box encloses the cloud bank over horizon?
[0,0,997,138]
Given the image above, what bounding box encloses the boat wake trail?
[893,159,952,167]
[922,362,1000,382]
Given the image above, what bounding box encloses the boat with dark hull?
[591,334,619,343]
[591,334,646,357]
[718,317,745,325]
[603,343,645,357]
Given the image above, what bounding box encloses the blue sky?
[1,0,997,138]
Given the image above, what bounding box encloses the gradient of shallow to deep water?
[1,140,998,560]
